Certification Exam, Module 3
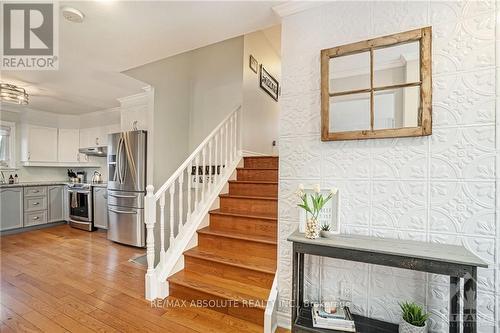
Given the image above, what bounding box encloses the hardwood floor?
[0,225,270,332]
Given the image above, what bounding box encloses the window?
[320,27,432,141]
[0,121,16,168]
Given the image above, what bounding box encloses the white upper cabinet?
[21,125,58,162]
[58,129,80,162]
[80,124,120,148]
[119,91,150,132]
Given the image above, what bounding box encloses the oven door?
[68,189,92,222]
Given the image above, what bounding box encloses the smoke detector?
[62,7,85,23]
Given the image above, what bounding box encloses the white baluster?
[229,116,234,165]
[159,192,166,260]
[201,146,206,203]
[233,112,238,160]
[208,139,213,195]
[214,132,219,186]
[224,122,228,174]
[144,185,156,300]
[178,172,184,233]
[169,184,175,246]
[187,161,192,222]
[194,154,200,212]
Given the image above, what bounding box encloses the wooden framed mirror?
[320,27,432,141]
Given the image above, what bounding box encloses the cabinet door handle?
[28,152,31,161]
[33,190,39,193]
[109,208,137,214]
[33,202,39,205]
[33,216,39,220]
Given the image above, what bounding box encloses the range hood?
[79,146,107,156]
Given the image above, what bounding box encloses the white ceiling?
[2,1,282,115]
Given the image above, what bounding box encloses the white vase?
[399,321,427,333]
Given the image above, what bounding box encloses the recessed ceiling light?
[62,7,85,23]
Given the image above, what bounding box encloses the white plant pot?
[320,230,335,238]
[399,321,427,333]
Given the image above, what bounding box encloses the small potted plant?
[399,301,429,333]
[320,223,334,238]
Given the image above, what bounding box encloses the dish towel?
[70,191,78,209]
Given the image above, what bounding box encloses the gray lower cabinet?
[93,187,108,229]
[0,187,23,231]
[48,185,64,223]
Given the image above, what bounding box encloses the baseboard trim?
[277,311,291,330]
[0,221,67,235]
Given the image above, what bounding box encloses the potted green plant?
[399,301,430,333]
[320,223,334,238]
[296,184,336,239]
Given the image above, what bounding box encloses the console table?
[287,231,488,333]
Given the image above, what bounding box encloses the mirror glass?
[373,86,420,129]
[329,93,370,132]
[329,52,370,93]
[373,41,420,87]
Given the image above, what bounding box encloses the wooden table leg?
[298,253,305,309]
[292,248,298,329]
[463,268,477,333]
[449,276,460,333]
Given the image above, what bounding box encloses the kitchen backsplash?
[2,156,108,183]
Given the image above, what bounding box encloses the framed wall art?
[259,65,279,102]
[249,55,258,74]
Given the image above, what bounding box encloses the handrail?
[154,105,241,200]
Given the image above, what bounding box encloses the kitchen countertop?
[0,181,108,188]
[0,181,69,188]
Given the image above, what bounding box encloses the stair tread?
[184,247,277,274]
[197,227,277,244]
[228,180,278,185]
[168,270,270,309]
[243,156,278,158]
[209,209,277,221]
[236,167,278,170]
[219,193,277,201]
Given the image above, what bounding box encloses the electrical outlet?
[340,280,352,302]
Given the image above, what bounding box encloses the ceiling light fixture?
[62,7,85,23]
[0,83,29,105]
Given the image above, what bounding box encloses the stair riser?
[244,157,278,169]
[229,182,277,197]
[168,283,265,325]
[237,169,278,182]
[184,256,274,289]
[219,197,277,217]
[210,214,277,238]
[198,234,276,259]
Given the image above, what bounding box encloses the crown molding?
[272,1,328,18]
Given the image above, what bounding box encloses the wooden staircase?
[168,156,278,326]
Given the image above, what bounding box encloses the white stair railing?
[144,106,242,300]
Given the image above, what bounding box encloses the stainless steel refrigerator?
[107,130,147,247]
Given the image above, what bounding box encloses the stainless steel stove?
[68,183,94,231]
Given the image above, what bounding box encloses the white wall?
[189,37,244,150]
[278,2,496,332]
[242,27,281,155]
[124,36,244,189]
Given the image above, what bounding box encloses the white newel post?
[145,185,157,300]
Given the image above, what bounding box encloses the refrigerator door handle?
[109,208,137,215]
[108,193,137,199]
